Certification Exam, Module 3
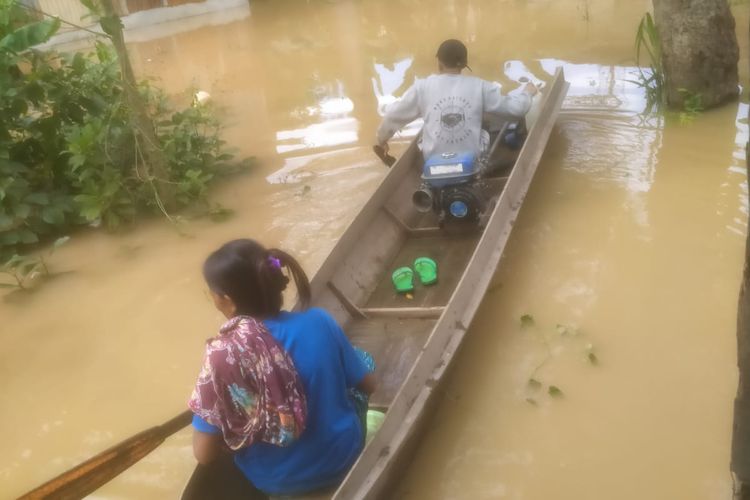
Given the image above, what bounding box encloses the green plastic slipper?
[414,257,438,286]
[391,267,414,293]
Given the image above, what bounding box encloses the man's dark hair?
[436,39,469,69]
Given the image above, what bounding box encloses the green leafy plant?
[0,3,246,261]
[630,13,706,122]
[631,12,666,112]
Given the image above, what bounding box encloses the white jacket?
[376,74,531,159]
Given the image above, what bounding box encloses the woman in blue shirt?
[185,239,375,499]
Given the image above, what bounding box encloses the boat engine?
[413,151,485,223]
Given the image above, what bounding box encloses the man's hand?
[523,82,539,96]
[373,142,395,167]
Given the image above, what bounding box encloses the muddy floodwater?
[2,0,749,498]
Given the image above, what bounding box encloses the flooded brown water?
[2,0,749,498]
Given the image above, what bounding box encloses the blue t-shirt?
[192,308,368,495]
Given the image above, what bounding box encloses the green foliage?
[520,315,600,405]
[0,236,68,289]
[632,12,666,112]
[547,385,564,398]
[0,16,59,52]
[0,3,241,260]
[677,88,703,124]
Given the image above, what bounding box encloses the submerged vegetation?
[520,314,599,405]
[0,0,243,268]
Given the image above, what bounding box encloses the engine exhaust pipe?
[412,188,434,213]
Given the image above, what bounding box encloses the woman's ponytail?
[267,248,311,310]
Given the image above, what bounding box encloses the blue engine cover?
[422,152,478,188]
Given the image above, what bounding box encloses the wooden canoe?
[18,68,567,500]
[326,67,567,500]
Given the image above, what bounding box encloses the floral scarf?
[188,316,307,450]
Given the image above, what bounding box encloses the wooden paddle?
[18,410,192,500]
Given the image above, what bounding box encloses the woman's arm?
[317,308,378,394]
[357,373,377,395]
[192,429,223,465]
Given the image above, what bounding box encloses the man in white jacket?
[375,39,538,162]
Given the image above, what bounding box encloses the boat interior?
[310,125,516,410]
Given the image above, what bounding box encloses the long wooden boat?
[18,68,567,500]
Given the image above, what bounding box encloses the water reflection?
[275,81,358,155]
[275,117,359,155]
[372,58,414,113]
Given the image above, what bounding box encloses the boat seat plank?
[359,306,444,319]
[363,233,479,309]
[346,318,435,408]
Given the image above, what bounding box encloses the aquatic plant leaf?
[525,398,538,406]
[520,314,535,328]
[548,385,564,397]
[527,378,542,390]
[588,352,599,365]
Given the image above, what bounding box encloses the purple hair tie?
[268,256,282,269]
